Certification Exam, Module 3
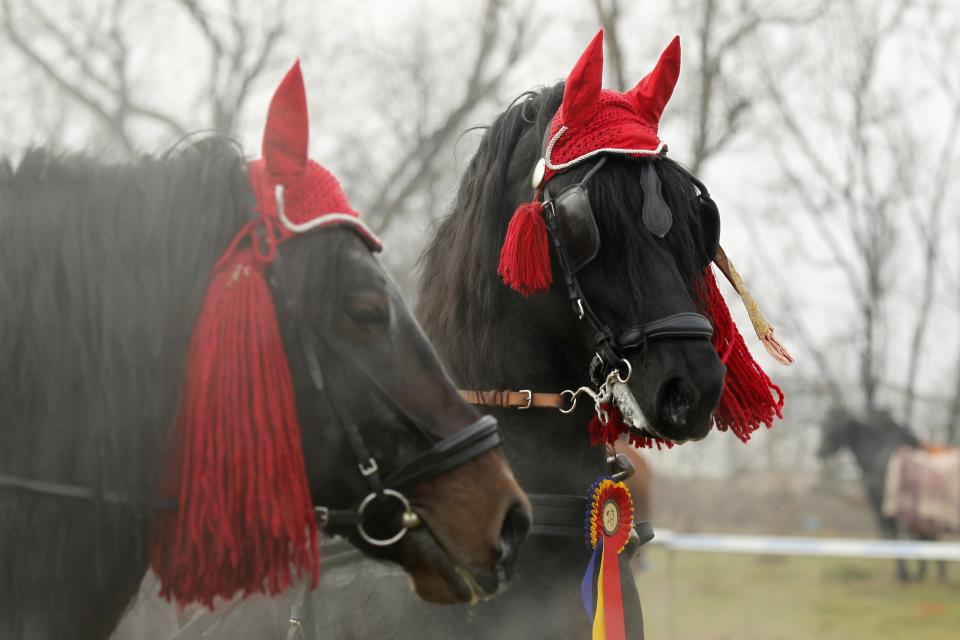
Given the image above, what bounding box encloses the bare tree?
[1,0,286,151]
[757,0,960,420]
[356,0,539,237]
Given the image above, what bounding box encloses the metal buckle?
[358,458,379,477]
[315,506,330,527]
[517,389,533,410]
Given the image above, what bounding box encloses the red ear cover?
[627,36,681,125]
[559,29,605,128]
[263,60,309,184]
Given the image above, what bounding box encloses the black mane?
[0,139,254,625]
[417,83,710,389]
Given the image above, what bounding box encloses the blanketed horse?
[298,30,786,640]
[819,406,953,582]
[0,62,529,640]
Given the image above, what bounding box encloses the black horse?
[289,34,779,640]
[0,65,530,640]
[819,407,949,582]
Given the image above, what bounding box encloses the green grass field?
[635,547,960,640]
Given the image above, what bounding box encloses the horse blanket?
[883,446,960,536]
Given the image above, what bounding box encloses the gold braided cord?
[713,246,794,366]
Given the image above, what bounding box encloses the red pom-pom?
[497,200,552,296]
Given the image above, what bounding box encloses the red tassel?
[150,248,318,607]
[701,268,785,442]
[497,200,552,296]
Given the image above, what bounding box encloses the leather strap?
[458,389,566,410]
[528,493,656,547]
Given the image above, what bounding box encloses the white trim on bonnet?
[274,185,382,245]
[543,125,666,172]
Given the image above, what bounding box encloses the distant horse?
[0,63,529,640]
[819,407,951,582]
[306,31,785,640]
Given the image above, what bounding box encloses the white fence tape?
[651,529,960,561]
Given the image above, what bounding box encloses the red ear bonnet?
[541,31,681,183]
[263,60,309,184]
[627,36,681,126]
[558,30,604,127]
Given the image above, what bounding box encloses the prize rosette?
[580,477,634,640]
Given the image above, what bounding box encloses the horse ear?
[560,29,604,128]
[263,60,309,184]
[627,36,681,125]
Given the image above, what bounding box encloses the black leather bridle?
[298,327,502,546]
[540,153,716,384]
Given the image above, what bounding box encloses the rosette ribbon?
[580,477,634,640]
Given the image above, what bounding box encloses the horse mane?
[0,139,256,600]
[417,83,710,390]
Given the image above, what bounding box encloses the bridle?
[298,325,501,547]
[0,239,503,552]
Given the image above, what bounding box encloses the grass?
[635,547,960,640]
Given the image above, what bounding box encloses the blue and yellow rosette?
[580,477,634,640]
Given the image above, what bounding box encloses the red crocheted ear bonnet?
[497,30,791,446]
[150,61,380,607]
[543,30,678,182]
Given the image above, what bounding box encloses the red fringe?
[701,268,784,442]
[150,248,318,607]
[588,404,675,451]
[497,200,552,296]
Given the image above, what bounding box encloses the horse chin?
[395,526,499,605]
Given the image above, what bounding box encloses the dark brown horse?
[0,64,529,640]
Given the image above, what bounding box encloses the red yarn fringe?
[588,404,675,451]
[701,268,784,442]
[150,248,318,607]
[497,200,552,296]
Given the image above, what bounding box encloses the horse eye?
[344,294,390,327]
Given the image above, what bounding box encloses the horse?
[291,30,785,640]
[0,62,530,640]
[819,406,952,582]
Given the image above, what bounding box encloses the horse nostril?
[497,500,531,575]
[656,377,698,427]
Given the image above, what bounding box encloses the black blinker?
[640,162,673,238]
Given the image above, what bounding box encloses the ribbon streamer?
[581,477,634,640]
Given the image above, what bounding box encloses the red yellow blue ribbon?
[580,477,634,640]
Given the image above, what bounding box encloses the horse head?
[151,62,530,607]
[422,31,783,449]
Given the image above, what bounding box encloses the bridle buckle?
[315,506,330,527]
[358,458,379,477]
[517,389,533,410]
